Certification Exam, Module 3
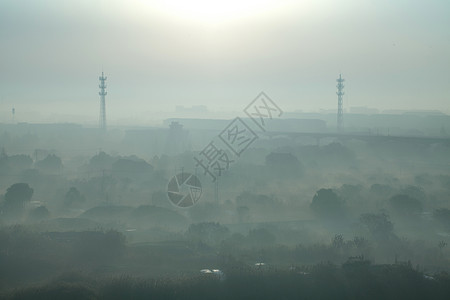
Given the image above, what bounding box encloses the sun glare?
[139,0,292,24]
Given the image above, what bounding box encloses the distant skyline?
[1,0,449,124]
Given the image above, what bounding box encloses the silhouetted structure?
[336,74,344,132]
[165,121,190,155]
[98,72,107,131]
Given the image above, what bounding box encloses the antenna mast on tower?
[336,74,344,132]
[99,72,107,131]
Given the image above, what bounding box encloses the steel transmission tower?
[336,74,344,132]
[98,72,107,131]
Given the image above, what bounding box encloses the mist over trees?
[0,118,450,299]
[2,183,34,219]
[311,188,345,219]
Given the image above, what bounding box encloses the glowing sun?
[140,0,292,24]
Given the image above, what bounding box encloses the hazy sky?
[0,0,449,124]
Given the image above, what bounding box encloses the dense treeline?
[1,128,450,297]
[2,263,450,300]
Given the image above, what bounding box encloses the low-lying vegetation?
[3,262,450,300]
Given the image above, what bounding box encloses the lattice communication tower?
[99,72,107,131]
[336,74,344,131]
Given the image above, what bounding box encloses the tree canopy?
[3,183,34,215]
[310,188,345,218]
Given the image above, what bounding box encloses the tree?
[236,191,276,208]
[353,236,369,250]
[360,212,393,240]
[35,154,63,174]
[310,188,345,218]
[64,187,86,208]
[332,234,345,249]
[89,151,115,171]
[2,183,34,216]
[389,194,422,216]
[265,152,303,177]
[112,158,153,177]
[28,206,50,221]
